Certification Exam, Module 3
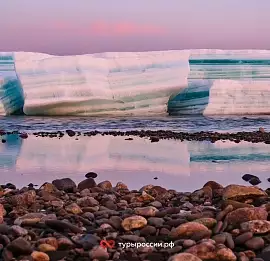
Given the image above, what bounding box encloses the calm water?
[0,133,270,191]
[0,115,270,133]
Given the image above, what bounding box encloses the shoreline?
[1,128,270,144]
[1,176,270,260]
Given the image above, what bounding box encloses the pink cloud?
[89,21,166,36]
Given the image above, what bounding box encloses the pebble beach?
[1,174,270,261]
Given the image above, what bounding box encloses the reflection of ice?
[14,135,190,176]
[0,135,270,190]
[187,140,270,162]
[0,134,23,168]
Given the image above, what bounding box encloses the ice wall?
[13,51,190,116]
[0,54,24,115]
[168,50,270,115]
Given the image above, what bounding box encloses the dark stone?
[75,234,99,250]
[66,130,76,137]
[19,133,28,139]
[85,172,98,179]
[47,251,70,261]
[52,178,76,192]
[7,237,32,256]
[78,178,96,191]
[0,224,9,235]
[256,252,270,261]
[5,183,16,190]
[150,136,159,142]
[249,177,261,186]
[242,174,258,182]
[45,220,83,234]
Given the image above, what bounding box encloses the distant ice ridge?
[1,49,270,116]
[168,49,270,115]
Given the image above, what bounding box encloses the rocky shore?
[1,176,270,261]
[1,128,270,144]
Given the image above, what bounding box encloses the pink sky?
[1,0,270,54]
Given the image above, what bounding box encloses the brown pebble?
[245,237,264,250]
[234,232,253,245]
[216,205,233,221]
[213,221,223,234]
[225,232,234,249]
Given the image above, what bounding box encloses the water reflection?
[0,134,270,191]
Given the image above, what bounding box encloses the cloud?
[89,21,166,36]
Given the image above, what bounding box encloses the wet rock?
[40,182,58,193]
[147,217,164,227]
[31,251,50,261]
[66,129,76,136]
[257,252,270,261]
[65,203,82,215]
[150,136,159,142]
[52,178,76,192]
[89,246,109,260]
[0,204,5,223]
[240,220,270,234]
[222,200,253,210]
[140,225,157,236]
[234,232,253,245]
[149,201,163,208]
[77,196,99,207]
[182,239,196,248]
[14,213,47,226]
[45,219,83,233]
[98,180,112,190]
[193,218,217,229]
[0,224,9,234]
[203,181,223,190]
[115,182,128,190]
[168,253,203,261]
[73,234,99,250]
[249,177,261,186]
[57,237,74,250]
[202,186,213,200]
[8,190,36,206]
[85,172,98,179]
[37,237,58,249]
[122,215,147,231]
[78,178,96,191]
[7,237,33,256]
[212,234,227,244]
[216,247,237,261]
[10,225,28,236]
[19,133,28,139]
[185,242,216,260]
[47,250,69,261]
[135,206,158,217]
[226,207,267,227]
[38,243,56,252]
[223,185,266,201]
[245,237,265,250]
[134,191,155,202]
[169,222,210,239]
[242,174,258,182]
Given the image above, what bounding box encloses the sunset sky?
[1,0,270,55]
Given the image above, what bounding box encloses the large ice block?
[168,50,270,115]
[13,51,190,116]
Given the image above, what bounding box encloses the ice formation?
[1,49,270,116]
